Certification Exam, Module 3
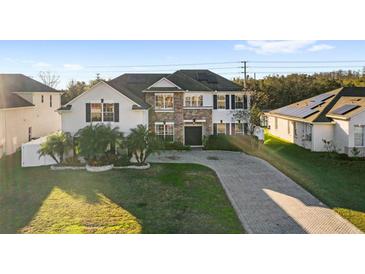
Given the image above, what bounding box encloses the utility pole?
[241,60,247,90]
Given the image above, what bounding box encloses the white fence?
[21,136,58,167]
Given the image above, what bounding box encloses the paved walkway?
[149,150,362,234]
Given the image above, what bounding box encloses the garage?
[184,126,203,146]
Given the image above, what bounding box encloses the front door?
[184,126,202,146]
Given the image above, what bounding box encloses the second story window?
[185,95,203,107]
[217,95,226,109]
[41,95,44,103]
[155,94,174,110]
[235,95,244,109]
[50,95,52,107]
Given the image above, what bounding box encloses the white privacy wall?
[61,82,148,135]
[267,116,295,143]
[311,124,334,151]
[349,110,365,147]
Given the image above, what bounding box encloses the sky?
[1,40,365,89]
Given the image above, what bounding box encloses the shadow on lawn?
[0,152,244,234]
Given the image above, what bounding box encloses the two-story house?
[59,70,250,146]
[0,74,62,157]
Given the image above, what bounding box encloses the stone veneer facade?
[145,92,213,143]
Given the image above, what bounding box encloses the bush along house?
[58,70,250,147]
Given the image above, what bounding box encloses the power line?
[247,60,365,64]
[87,61,241,68]
[248,65,365,69]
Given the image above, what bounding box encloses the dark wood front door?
[184,126,202,146]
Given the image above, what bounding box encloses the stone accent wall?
[145,92,214,143]
[145,92,184,142]
[183,109,213,136]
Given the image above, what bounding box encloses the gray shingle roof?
[0,74,59,109]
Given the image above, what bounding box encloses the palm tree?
[38,132,73,164]
[76,124,124,165]
[126,124,162,165]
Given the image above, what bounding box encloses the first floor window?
[354,125,365,146]
[217,123,226,135]
[217,95,226,109]
[155,94,174,109]
[91,103,102,122]
[274,117,278,129]
[103,103,114,122]
[236,123,244,135]
[155,123,174,142]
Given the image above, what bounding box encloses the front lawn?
[0,152,243,234]
[205,134,365,232]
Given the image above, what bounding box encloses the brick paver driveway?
[149,150,362,234]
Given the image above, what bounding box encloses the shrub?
[38,132,73,164]
[163,141,191,151]
[203,135,241,151]
[75,124,124,166]
[126,124,162,165]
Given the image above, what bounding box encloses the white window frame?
[354,125,365,147]
[155,93,174,110]
[235,94,244,109]
[235,122,244,135]
[217,123,226,135]
[217,95,226,109]
[90,102,115,123]
[155,122,174,142]
[185,95,203,107]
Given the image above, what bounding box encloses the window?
[288,120,291,134]
[91,103,102,122]
[274,117,278,129]
[185,95,203,107]
[217,95,226,109]
[155,94,174,110]
[354,125,365,146]
[90,103,117,122]
[41,95,44,103]
[50,95,52,107]
[236,123,244,135]
[28,127,32,141]
[217,123,226,135]
[235,95,244,109]
[103,103,114,122]
[155,123,174,142]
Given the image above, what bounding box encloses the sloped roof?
[0,74,59,109]
[107,74,168,108]
[268,87,365,123]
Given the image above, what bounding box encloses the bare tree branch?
[38,71,60,88]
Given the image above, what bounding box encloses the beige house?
[266,87,365,157]
[0,74,62,158]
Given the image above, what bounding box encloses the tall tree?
[38,71,60,88]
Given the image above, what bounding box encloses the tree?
[38,71,60,88]
[61,80,88,104]
[126,124,162,165]
[76,124,123,165]
[38,132,73,164]
[233,104,262,135]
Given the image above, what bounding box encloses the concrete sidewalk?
[149,150,362,234]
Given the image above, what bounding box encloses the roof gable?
[146,77,182,91]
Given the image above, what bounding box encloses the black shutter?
[213,95,217,109]
[86,103,91,122]
[231,95,235,109]
[243,95,248,109]
[114,103,119,122]
[213,123,217,135]
[231,123,235,135]
[226,123,230,135]
[225,95,230,109]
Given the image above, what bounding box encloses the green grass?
[209,134,365,232]
[0,152,243,234]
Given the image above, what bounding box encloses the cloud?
[234,40,317,54]
[32,62,51,68]
[63,64,83,70]
[307,44,334,52]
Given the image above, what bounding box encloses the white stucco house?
[266,87,365,157]
[58,70,250,146]
[0,74,62,158]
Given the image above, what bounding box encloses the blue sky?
[1,40,365,88]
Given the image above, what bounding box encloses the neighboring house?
[0,74,62,157]
[59,70,250,146]
[266,87,365,157]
